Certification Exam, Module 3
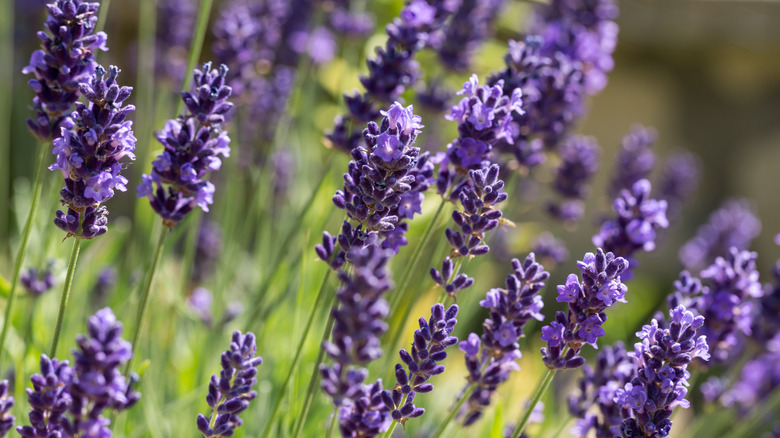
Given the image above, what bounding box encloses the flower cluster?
[320,246,393,406]
[328,1,375,37]
[609,125,657,197]
[548,135,600,222]
[20,263,55,297]
[720,333,780,413]
[436,0,505,72]
[49,65,136,239]
[753,260,780,343]
[196,331,263,437]
[23,0,108,140]
[327,0,454,152]
[529,0,619,95]
[459,254,548,426]
[489,37,587,163]
[436,74,523,191]
[672,249,762,366]
[568,342,635,438]
[592,179,668,274]
[382,304,459,427]
[17,308,139,437]
[541,248,629,369]
[318,102,431,265]
[431,164,508,299]
[137,63,233,227]
[337,379,390,437]
[0,381,13,437]
[678,199,761,270]
[532,232,569,269]
[615,306,710,438]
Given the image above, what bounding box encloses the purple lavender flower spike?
[609,125,657,197]
[568,342,634,438]
[50,65,136,238]
[657,150,701,219]
[432,163,508,300]
[337,379,391,437]
[90,266,117,309]
[548,135,599,222]
[529,0,619,95]
[20,263,56,297]
[328,4,375,38]
[23,0,108,141]
[320,246,393,404]
[459,254,549,426]
[593,179,668,275]
[319,102,431,263]
[197,330,262,438]
[615,306,710,438]
[137,63,233,228]
[753,260,780,344]
[326,0,455,153]
[489,37,586,153]
[0,380,13,437]
[17,355,72,437]
[541,248,629,369]
[436,0,505,72]
[382,303,459,427]
[679,199,761,271]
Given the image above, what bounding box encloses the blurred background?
[1,0,779,437]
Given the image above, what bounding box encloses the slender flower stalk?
[49,238,81,358]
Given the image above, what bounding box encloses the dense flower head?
[657,150,701,219]
[21,263,56,297]
[18,308,139,438]
[568,342,634,438]
[529,0,619,94]
[488,37,586,157]
[676,249,762,366]
[609,125,657,197]
[137,62,233,227]
[319,102,431,264]
[382,304,459,427]
[23,0,108,140]
[49,65,136,239]
[320,246,394,405]
[593,179,668,273]
[616,306,710,437]
[431,163,508,299]
[0,380,13,437]
[541,248,629,369]
[436,0,505,72]
[17,355,72,437]
[440,74,524,174]
[337,379,391,437]
[678,199,761,271]
[196,331,262,438]
[327,0,455,152]
[458,254,548,425]
[548,135,600,222]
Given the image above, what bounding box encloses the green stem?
[0,141,48,365]
[510,368,557,438]
[50,238,82,358]
[291,314,336,438]
[260,269,334,437]
[243,162,333,330]
[325,407,339,438]
[125,226,168,374]
[95,0,111,35]
[176,0,214,116]
[430,383,476,438]
[0,0,13,244]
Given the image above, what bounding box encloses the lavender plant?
[196,331,263,437]
[0,381,13,437]
[20,263,55,297]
